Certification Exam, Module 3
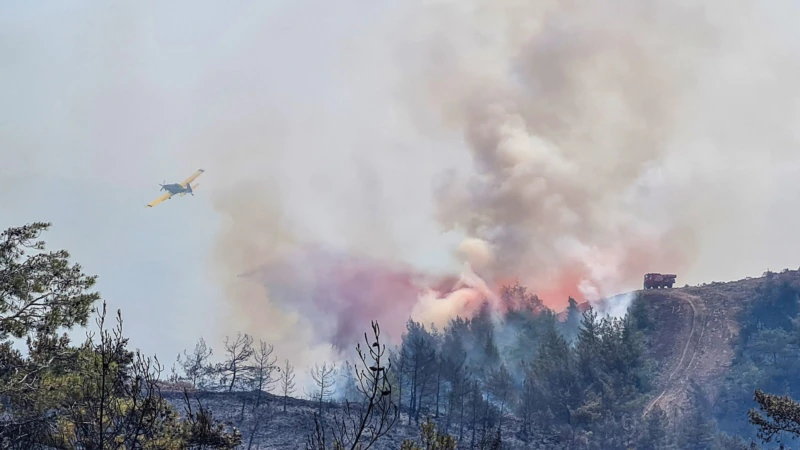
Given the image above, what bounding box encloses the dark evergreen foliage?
[0,223,240,448]
[7,222,800,448]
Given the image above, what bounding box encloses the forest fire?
[240,244,627,350]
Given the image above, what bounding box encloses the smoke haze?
[4,1,800,375]
[219,0,800,358]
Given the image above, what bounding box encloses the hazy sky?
[4,0,800,380]
[1,2,234,362]
[0,0,468,368]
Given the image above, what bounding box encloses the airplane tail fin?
[189,183,198,195]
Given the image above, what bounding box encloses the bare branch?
[307,320,399,450]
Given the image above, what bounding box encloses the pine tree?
[563,296,583,343]
[639,405,677,449]
[401,319,437,424]
[680,381,717,450]
[483,330,500,367]
[279,359,296,413]
[178,336,214,389]
[486,363,513,436]
[529,326,578,425]
[0,223,240,449]
[749,389,800,445]
[575,307,601,387]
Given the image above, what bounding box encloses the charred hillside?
[162,270,800,449]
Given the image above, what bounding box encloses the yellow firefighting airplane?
[146,169,204,208]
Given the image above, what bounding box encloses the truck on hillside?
[643,273,677,289]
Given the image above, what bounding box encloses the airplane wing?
[179,169,205,188]
[146,192,172,208]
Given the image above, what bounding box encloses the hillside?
[635,270,799,423]
[157,269,800,448]
[158,389,510,449]
[549,270,797,427]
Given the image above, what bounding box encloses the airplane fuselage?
[147,168,203,207]
[161,183,188,194]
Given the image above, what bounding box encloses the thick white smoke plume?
[202,0,800,369]
[394,0,725,307]
[7,1,800,390]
